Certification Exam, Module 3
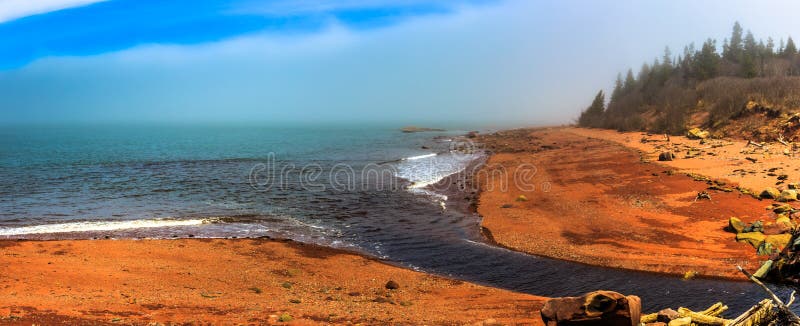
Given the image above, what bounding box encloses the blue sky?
[2,0,800,126]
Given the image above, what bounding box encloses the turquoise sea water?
[0,124,472,241]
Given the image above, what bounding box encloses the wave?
[0,218,215,236]
[403,153,437,161]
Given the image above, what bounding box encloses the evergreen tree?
[766,37,775,56]
[637,63,651,82]
[578,90,606,127]
[610,73,624,102]
[741,31,758,77]
[784,36,797,57]
[694,38,720,80]
[662,46,673,69]
[624,69,636,92]
[723,22,744,62]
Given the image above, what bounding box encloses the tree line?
[578,22,800,134]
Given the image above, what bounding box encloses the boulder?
[686,128,709,140]
[728,217,745,233]
[658,152,675,161]
[773,204,794,214]
[736,232,766,248]
[760,187,781,199]
[776,214,794,230]
[779,189,799,202]
[765,233,793,250]
[540,290,641,326]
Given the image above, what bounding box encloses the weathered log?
[737,265,800,325]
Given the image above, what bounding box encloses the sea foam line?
[403,153,437,161]
[0,218,214,236]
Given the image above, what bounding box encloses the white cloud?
[0,0,106,23]
[232,0,473,15]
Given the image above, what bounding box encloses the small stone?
[278,313,292,322]
[686,128,709,139]
[515,195,528,202]
[789,183,800,190]
[728,217,745,233]
[656,308,680,323]
[385,280,400,290]
[373,297,396,304]
[776,215,794,230]
[773,204,794,214]
[779,189,798,202]
[760,187,781,199]
[658,151,675,161]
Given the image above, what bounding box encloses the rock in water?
[728,217,745,233]
[540,290,641,326]
[658,152,675,161]
[760,187,781,199]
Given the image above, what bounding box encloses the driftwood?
[747,140,765,148]
[778,135,790,147]
[728,299,776,326]
[737,265,800,325]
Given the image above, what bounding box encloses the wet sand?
[476,127,768,279]
[0,238,545,325]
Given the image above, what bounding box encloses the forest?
[579,22,800,136]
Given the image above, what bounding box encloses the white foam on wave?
[394,150,479,211]
[403,153,437,161]
[0,218,214,236]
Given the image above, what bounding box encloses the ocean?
[0,123,790,313]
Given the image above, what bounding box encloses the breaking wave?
[0,218,215,236]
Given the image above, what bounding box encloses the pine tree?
[578,90,606,127]
[610,73,624,102]
[724,22,744,62]
[624,69,636,92]
[694,38,720,80]
[741,31,758,77]
[784,36,797,57]
[662,46,673,68]
[766,37,775,56]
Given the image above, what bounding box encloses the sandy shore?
[0,238,545,325]
[476,127,770,279]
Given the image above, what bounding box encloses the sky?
[2,0,800,127]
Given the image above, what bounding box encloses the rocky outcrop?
[540,290,641,326]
